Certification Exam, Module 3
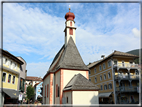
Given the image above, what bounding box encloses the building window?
[95,77,97,83]
[89,70,91,75]
[69,28,73,35]
[108,72,111,78]
[104,84,107,90]
[108,84,112,89]
[12,76,15,84]
[5,58,8,65]
[104,74,106,80]
[67,97,68,103]
[70,21,72,26]
[20,65,23,71]
[58,86,60,97]
[94,68,96,73]
[47,84,49,97]
[20,78,24,91]
[103,63,105,69]
[100,75,102,81]
[2,72,6,82]
[114,60,117,65]
[99,65,102,71]
[108,60,111,67]
[100,85,103,90]
[8,74,11,83]
[10,61,12,68]
[14,63,17,69]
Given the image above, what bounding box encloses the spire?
[64,8,76,47]
[69,5,71,12]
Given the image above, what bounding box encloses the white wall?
[43,75,50,104]
[55,70,60,104]
[72,91,99,105]
[63,91,72,104]
[63,70,87,88]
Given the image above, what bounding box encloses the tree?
[26,85,34,104]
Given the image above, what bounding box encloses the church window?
[58,86,60,97]
[56,84,60,97]
[47,84,49,97]
[70,21,72,26]
[69,29,73,35]
[67,97,68,103]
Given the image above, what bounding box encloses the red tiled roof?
[88,50,139,69]
[26,76,43,81]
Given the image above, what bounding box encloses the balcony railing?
[115,75,139,80]
[116,86,138,92]
[115,75,129,80]
[113,63,138,68]
[130,75,139,80]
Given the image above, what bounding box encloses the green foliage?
[26,85,34,101]
[126,49,142,64]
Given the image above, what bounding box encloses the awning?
[99,92,112,98]
[3,89,19,99]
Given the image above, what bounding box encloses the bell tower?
[64,7,76,47]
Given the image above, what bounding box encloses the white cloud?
[3,3,140,76]
[132,28,140,37]
[26,62,50,78]
[3,3,64,57]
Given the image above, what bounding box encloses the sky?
[2,2,140,77]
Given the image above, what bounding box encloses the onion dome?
[65,8,75,21]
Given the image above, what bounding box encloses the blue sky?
[3,2,140,77]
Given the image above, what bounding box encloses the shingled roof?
[63,73,99,91]
[26,76,43,81]
[88,50,139,69]
[43,37,89,79]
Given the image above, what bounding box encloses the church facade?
[42,8,99,105]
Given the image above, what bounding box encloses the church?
[42,8,99,105]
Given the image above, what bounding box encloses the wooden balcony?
[116,86,138,92]
[113,63,138,69]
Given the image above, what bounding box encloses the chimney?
[101,55,105,59]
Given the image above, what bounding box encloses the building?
[88,51,140,104]
[42,8,99,105]
[25,76,42,88]
[0,49,24,105]
[17,57,27,93]
[17,57,27,103]
[25,76,42,102]
[34,82,43,102]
